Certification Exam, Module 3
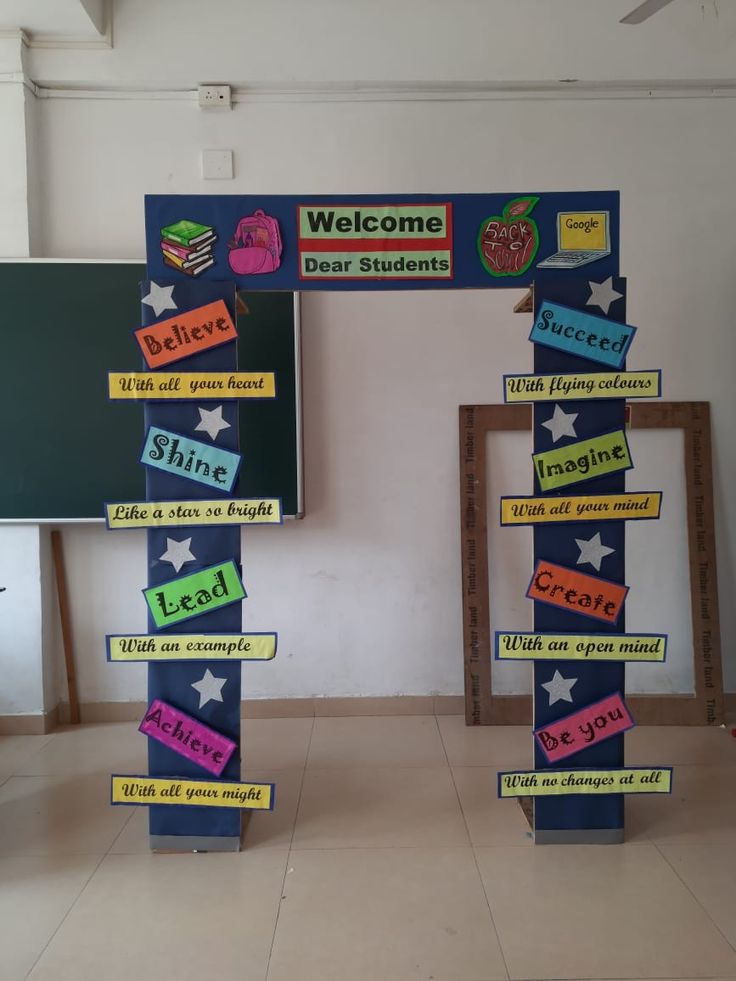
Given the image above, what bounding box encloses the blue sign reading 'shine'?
[530,301,636,369]
[140,426,241,493]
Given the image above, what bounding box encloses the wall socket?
[197,84,232,109]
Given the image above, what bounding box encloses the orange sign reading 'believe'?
[526,560,628,625]
[134,300,237,369]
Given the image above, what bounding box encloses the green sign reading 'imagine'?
[533,430,632,492]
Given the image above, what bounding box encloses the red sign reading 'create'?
[526,560,628,625]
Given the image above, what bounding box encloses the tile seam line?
[303,761,462,771]
[438,714,512,981]
[7,841,713,854]
[104,800,139,855]
[22,852,107,979]
[264,713,315,980]
[22,756,134,974]
[303,762,453,770]
[653,840,736,957]
[3,732,57,778]
[287,844,485,851]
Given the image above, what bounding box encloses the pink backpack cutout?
[227,210,282,275]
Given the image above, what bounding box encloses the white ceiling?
[0,0,105,38]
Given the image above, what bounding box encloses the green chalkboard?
[0,262,302,520]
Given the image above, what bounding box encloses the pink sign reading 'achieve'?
[139,699,236,777]
[534,691,634,765]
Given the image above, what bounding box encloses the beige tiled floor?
[0,715,733,980]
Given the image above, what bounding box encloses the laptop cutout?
[537,211,611,269]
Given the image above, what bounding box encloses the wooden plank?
[460,404,530,725]
[460,405,490,725]
[629,402,724,724]
[683,403,724,725]
[513,287,533,313]
[51,529,80,725]
[460,402,724,726]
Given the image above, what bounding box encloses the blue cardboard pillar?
[141,279,243,850]
[532,276,627,844]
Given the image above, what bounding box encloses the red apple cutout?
[477,196,540,277]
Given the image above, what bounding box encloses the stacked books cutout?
[161,220,217,277]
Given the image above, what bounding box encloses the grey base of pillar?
[150,834,241,853]
[534,828,624,845]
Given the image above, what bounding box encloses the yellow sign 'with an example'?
[107,633,277,662]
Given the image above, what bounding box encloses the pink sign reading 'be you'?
[139,699,236,777]
[534,691,634,765]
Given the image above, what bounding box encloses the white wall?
[0,527,45,713]
[0,35,52,716]
[3,2,736,710]
[0,36,33,257]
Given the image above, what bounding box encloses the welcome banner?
[145,192,619,291]
[298,203,453,280]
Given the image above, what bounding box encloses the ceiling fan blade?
[620,0,676,24]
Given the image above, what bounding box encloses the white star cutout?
[141,281,177,318]
[586,277,623,316]
[575,532,615,572]
[541,670,578,706]
[159,537,196,573]
[195,405,231,442]
[541,404,578,443]
[191,669,227,709]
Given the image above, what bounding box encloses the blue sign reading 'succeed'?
[529,301,636,369]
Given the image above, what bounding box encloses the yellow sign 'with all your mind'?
[500,492,662,526]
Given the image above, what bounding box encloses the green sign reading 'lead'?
[533,429,633,492]
[143,560,246,629]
